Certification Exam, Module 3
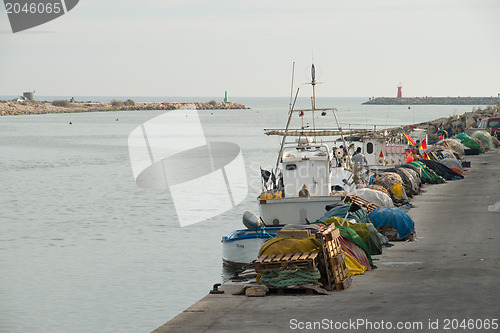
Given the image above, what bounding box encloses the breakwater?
[0,100,247,116]
[363,97,499,105]
[387,105,499,141]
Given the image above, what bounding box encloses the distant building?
[23,91,35,101]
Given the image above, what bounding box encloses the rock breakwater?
[387,105,499,141]
[0,100,247,116]
[363,97,499,105]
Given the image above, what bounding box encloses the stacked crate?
[342,194,380,213]
[317,224,351,291]
[254,252,319,272]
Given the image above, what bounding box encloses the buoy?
[406,155,414,163]
[69,121,72,124]
[116,118,119,121]
[439,135,443,140]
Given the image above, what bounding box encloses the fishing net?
[435,138,465,157]
[349,187,394,207]
[260,267,321,287]
[471,131,495,151]
[371,172,408,202]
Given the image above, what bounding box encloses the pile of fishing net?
[406,161,445,184]
[318,203,371,224]
[419,159,463,180]
[434,138,465,157]
[426,146,461,160]
[438,157,463,176]
[384,167,421,197]
[454,133,484,152]
[370,172,408,204]
[471,131,495,151]
[260,267,322,287]
[348,187,394,207]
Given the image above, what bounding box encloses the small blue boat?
[221,226,282,266]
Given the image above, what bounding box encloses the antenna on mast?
[307,63,318,141]
[310,63,316,110]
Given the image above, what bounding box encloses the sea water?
[0,97,483,332]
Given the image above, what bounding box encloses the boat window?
[366,142,374,154]
[286,164,297,170]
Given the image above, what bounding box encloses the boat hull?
[221,227,281,265]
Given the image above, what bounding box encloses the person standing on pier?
[352,147,368,168]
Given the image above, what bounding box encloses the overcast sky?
[1,0,499,98]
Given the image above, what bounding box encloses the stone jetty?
[0,100,247,116]
[363,96,500,105]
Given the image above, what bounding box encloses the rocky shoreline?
[363,97,499,105]
[387,104,499,141]
[0,100,247,116]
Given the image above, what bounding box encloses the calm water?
[0,97,483,332]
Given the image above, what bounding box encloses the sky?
[1,0,499,98]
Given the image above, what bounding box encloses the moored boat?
[221,63,426,266]
[222,63,362,265]
[221,226,282,266]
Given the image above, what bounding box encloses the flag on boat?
[419,139,427,151]
[260,168,271,183]
[403,132,416,146]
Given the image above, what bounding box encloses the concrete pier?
[155,150,500,333]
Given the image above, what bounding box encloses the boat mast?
[274,62,298,175]
[311,64,317,142]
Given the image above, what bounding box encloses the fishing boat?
[222,63,365,265]
[221,227,282,266]
[360,128,427,171]
[256,63,373,225]
[221,63,425,265]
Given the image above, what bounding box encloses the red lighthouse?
[397,83,403,98]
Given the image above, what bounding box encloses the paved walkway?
[155,150,500,333]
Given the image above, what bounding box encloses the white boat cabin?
[362,136,408,167]
[281,138,332,197]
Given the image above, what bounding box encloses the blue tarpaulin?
[318,203,371,224]
[368,207,415,239]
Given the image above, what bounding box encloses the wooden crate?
[277,229,311,239]
[254,252,319,273]
[316,224,351,291]
[342,194,380,213]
